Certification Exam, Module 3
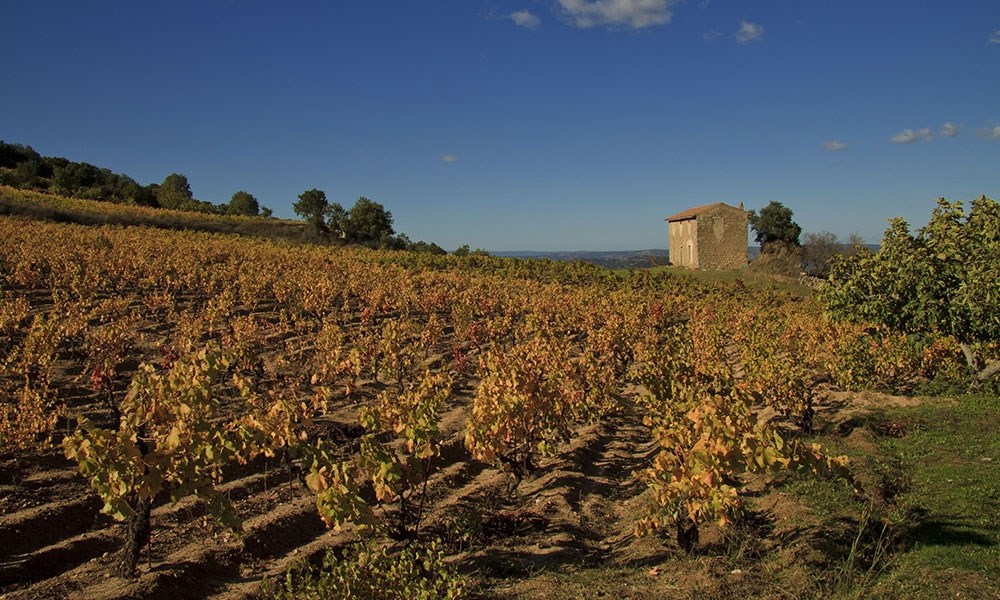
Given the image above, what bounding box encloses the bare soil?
[0,291,906,599]
[1,379,903,599]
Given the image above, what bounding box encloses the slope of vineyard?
[1,211,992,599]
[0,185,321,245]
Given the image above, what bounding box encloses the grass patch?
[872,395,1000,597]
[789,394,1000,599]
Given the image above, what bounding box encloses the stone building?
[666,202,749,270]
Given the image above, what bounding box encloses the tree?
[345,197,394,245]
[380,232,410,251]
[293,189,329,230]
[52,162,101,196]
[820,196,1000,380]
[749,201,802,253]
[846,232,866,251]
[107,174,146,205]
[0,141,40,168]
[801,231,840,278]
[325,202,348,237]
[227,191,260,216]
[409,240,447,255]
[157,173,194,210]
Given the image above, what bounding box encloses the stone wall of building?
[668,219,698,268]
[695,204,748,269]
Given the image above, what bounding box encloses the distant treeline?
[0,140,457,254]
[0,140,270,217]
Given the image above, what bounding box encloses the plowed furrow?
[0,495,103,559]
[0,529,118,589]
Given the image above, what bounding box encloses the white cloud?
[988,125,1000,140]
[556,0,678,29]
[940,122,959,137]
[989,29,1000,44]
[442,154,458,163]
[824,140,848,152]
[702,30,722,42]
[735,21,764,44]
[507,10,541,29]
[890,128,933,144]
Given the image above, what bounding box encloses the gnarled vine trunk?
[116,429,151,578]
[116,495,151,577]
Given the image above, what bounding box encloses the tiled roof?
[665,202,745,221]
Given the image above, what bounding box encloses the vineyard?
[0,197,996,599]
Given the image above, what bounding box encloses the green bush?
[267,539,467,600]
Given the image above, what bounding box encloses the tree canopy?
[0,141,151,204]
[227,191,260,216]
[293,189,329,229]
[749,201,802,253]
[0,141,275,215]
[157,173,194,210]
[820,196,1000,380]
[345,196,394,245]
[325,202,348,236]
[321,196,396,247]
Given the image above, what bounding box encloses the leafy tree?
[325,202,348,237]
[0,141,40,168]
[157,173,194,210]
[260,206,274,218]
[409,240,447,255]
[749,201,802,253]
[381,232,410,251]
[293,188,329,230]
[451,244,490,257]
[125,182,157,207]
[227,191,260,216]
[3,158,52,190]
[322,196,396,246]
[821,197,1000,380]
[345,197,394,245]
[0,141,160,205]
[52,161,100,196]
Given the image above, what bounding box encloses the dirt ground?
[1,369,903,600]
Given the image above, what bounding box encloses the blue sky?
[2,1,999,251]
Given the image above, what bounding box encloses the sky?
[2,1,999,252]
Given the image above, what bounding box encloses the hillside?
[0,185,331,245]
[0,212,996,599]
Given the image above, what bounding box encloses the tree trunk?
[959,343,980,371]
[959,342,999,380]
[978,361,1000,381]
[116,495,151,577]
